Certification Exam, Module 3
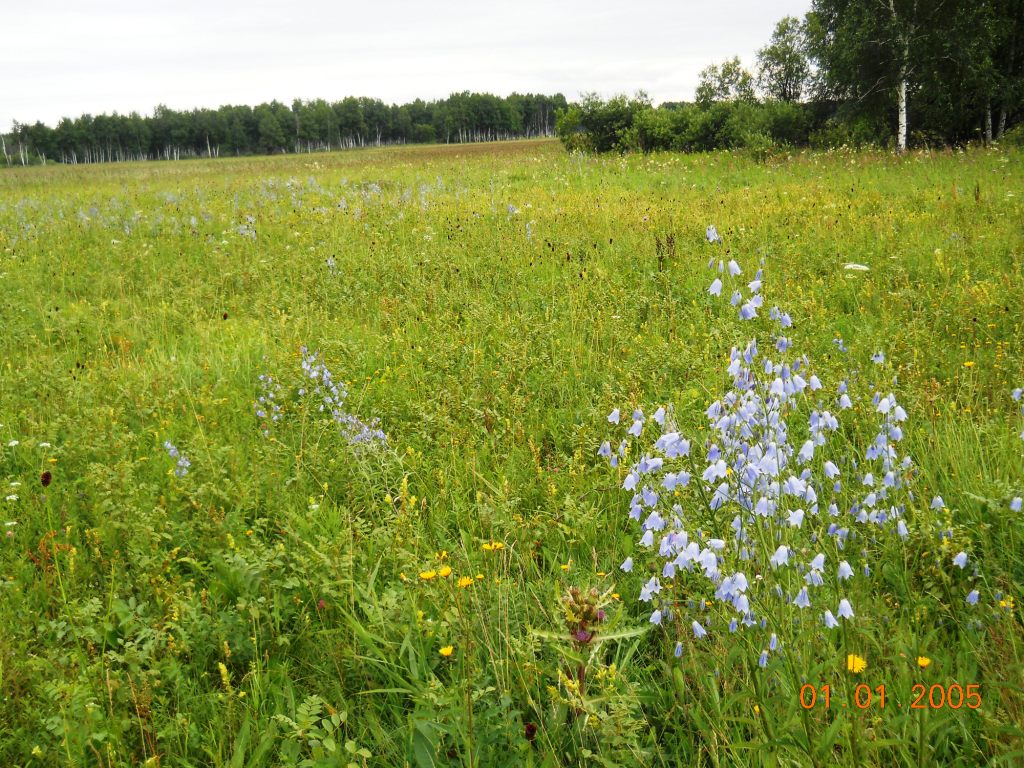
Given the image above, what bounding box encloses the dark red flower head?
[40,470,53,487]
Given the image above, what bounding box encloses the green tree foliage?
[1,92,568,165]
[555,92,651,152]
[807,0,1023,147]
[695,57,756,106]
[757,16,811,102]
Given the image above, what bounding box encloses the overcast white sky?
[3,0,811,130]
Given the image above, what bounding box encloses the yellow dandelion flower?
[963,361,975,368]
[560,561,571,572]
[917,656,931,668]
[846,654,867,674]
[458,576,474,588]
[482,541,505,552]
[439,645,454,658]
[475,573,484,580]
[399,572,408,582]
[419,570,437,581]
[438,565,453,578]
[437,550,448,561]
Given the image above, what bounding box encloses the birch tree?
[809,0,944,151]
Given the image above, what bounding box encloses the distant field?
[1,139,1022,767]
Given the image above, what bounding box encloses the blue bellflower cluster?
[601,225,980,663]
[163,441,191,477]
[254,373,283,437]
[299,347,387,446]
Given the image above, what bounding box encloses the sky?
[3,0,812,130]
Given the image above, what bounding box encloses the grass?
[0,138,1022,767]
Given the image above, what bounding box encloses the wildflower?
[770,545,790,568]
[164,441,191,477]
[675,642,683,657]
[758,650,769,667]
[871,352,885,364]
[419,570,437,581]
[692,620,707,638]
[823,610,839,629]
[838,561,854,581]
[40,471,52,487]
[439,645,454,658]
[608,408,620,424]
[846,654,867,674]
[963,361,975,368]
[709,278,723,296]
[458,576,474,588]
[438,566,452,578]
[931,496,945,510]
[837,599,854,619]
[793,588,811,609]
[482,541,504,552]
[620,556,633,572]
[650,610,663,625]
[966,590,979,605]
[706,225,722,244]
[917,656,931,668]
[1011,497,1022,512]
[953,552,968,569]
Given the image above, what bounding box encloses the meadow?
[1,138,1022,767]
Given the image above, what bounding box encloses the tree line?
[557,0,1023,153]
[0,92,567,166]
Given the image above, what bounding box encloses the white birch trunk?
[896,73,907,153]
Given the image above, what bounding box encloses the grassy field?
[1,138,1022,767]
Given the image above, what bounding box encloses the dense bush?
[559,98,817,155]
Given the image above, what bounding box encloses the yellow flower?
[560,561,571,572]
[846,654,867,674]
[482,541,504,552]
[437,550,448,561]
[475,573,484,580]
[438,565,453,578]
[458,576,474,588]
[917,656,932,668]
[439,645,454,658]
[419,570,437,581]
[963,361,975,368]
